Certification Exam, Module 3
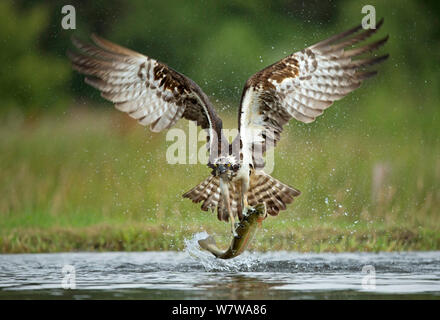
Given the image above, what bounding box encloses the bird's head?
[208,155,240,177]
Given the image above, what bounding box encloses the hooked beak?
[218,164,227,175]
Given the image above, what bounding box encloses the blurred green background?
[0,0,439,253]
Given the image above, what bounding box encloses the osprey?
[69,20,388,236]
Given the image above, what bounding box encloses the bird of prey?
[69,20,388,236]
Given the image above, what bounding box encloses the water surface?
[0,234,439,299]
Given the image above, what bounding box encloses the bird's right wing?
[68,35,226,159]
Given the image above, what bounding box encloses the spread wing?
[236,19,389,168]
[68,35,225,160]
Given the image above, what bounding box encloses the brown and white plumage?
[236,19,389,169]
[184,170,300,219]
[69,20,388,230]
[68,34,227,160]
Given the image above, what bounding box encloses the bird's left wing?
[236,20,388,169]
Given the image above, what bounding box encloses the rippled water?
[0,233,439,299]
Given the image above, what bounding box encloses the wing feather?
[236,20,389,168]
[69,35,225,158]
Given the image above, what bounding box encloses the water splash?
[183,232,259,272]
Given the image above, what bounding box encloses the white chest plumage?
[233,163,250,183]
[239,87,265,167]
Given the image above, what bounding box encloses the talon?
[248,207,257,214]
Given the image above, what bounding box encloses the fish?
[198,203,267,259]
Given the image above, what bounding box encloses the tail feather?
[183,176,218,204]
[183,172,301,222]
[217,182,243,222]
[248,172,301,216]
[183,176,221,213]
